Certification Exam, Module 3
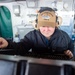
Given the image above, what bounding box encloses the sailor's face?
[39,26,55,39]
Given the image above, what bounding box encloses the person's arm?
[64,40,74,58]
[7,34,33,52]
[64,50,73,58]
[0,37,8,48]
[0,32,33,55]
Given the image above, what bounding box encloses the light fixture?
[13,5,20,16]
[26,0,38,8]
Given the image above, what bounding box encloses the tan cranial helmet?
[32,7,62,29]
[37,11,56,29]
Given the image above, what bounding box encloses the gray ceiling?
[0,0,26,2]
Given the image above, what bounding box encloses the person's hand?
[0,37,8,48]
[64,50,73,58]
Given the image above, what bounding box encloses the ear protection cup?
[35,19,38,28]
[56,16,58,22]
[36,19,38,23]
[56,16,59,25]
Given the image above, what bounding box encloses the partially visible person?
[0,7,74,59]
